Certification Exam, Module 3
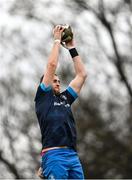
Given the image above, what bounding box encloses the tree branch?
[72,0,132,101]
[97,0,132,101]
[0,150,23,179]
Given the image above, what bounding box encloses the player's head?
[40,74,61,95]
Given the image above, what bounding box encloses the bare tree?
[0,0,132,179]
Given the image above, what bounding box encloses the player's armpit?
[69,75,86,94]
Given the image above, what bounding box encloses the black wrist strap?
[69,48,79,58]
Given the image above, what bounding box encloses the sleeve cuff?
[40,83,52,92]
[67,86,78,99]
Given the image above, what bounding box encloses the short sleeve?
[62,86,78,105]
[34,83,52,102]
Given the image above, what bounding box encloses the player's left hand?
[61,38,75,49]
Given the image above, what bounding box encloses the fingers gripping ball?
[61,25,73,43]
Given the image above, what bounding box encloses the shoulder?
[66,86,78,99]
[34,83,53,102]
[61,86,78,105]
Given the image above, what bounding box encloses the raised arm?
[42,25,64,86]
[64,39,87,94]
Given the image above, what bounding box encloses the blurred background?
[0,0,132,179]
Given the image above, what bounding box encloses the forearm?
[62,28,87,93]
[47,41,60,68]
[68,51,87,94]
[45,25,64,71]
[73,56,87,77]
[42,24,64,86]
[69,48,87,78]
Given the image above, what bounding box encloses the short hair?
[40,74,58,83]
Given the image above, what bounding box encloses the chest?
[53,94,70,108]
[46,95,73,122]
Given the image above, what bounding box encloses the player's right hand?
[53,25,65,41]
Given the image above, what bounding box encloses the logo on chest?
[54,101,70,107]
[54,95,70,107]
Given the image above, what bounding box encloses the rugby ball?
[61,24,73,43]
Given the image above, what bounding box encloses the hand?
[61,37,75,49]
[66,38,75,49]
[53,25,65,41]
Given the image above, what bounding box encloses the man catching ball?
[35,25,87,179]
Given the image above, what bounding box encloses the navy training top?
[34,83,78,151]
